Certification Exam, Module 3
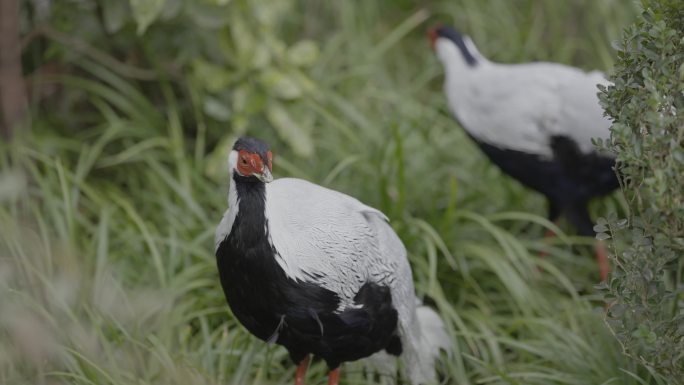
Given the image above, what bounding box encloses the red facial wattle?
[237,149,265,176]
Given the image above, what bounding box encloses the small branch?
[0,0,28,139]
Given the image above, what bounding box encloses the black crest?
[233,136,271,161]
[436,26,478,66]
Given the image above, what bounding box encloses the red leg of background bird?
[595,240,610,282]
[544,228,556,238]
[295,356,310,385]
[539,224,558,258]
[327,368,340,385]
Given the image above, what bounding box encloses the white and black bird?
[429,26,619,281]
[215,137,448,385]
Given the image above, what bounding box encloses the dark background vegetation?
[0,0,681,384]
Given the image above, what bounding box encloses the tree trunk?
[0,0,27,140]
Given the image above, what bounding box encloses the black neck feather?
[232,173,267,246]
[439,26,478,66]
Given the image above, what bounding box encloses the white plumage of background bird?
[214,137,449,385]
[429,26,619,281]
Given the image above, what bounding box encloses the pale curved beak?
[255,168,273,183]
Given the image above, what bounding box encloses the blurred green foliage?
[2,0,669,384]
[598,0,684,381]
[33,0,321,172]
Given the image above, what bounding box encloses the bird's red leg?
[327,367,340,385]
[295,356,310,385]
[595,240,610,282]
[544,228,556,239]
[539,221,556,258]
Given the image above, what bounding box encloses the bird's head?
[230,137,273,183]
[428,25,480,68]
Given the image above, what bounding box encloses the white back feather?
[436,36,612,157]
[264,178,401,309]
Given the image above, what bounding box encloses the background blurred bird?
[429,25,619,281]
[215,137,449,385]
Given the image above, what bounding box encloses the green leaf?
[102,0,130,34]
[192,60,233,93]
[260,70,303,100]
[610,303,626,317]
[206,135,237,180]
[230,11,256,64]
[593,223,609,233]
[596,232,612,241]
[253,45,272,69]
[0,171,26,201]
[287,40,319,67]
[266,102,313,157]
[129,0,166,35]
[203,97,231,122]
[159,0,183,20]
[186,1,232,29]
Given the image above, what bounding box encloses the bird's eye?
[241,157,248,164]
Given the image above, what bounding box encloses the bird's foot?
[595,241,610,282]
[538,222,558,258]
[328,367,340,385]
[295,356,310,385]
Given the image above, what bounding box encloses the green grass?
[0,1,654,384]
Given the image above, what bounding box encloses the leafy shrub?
[597,0,684,381]
[23,0,319,172]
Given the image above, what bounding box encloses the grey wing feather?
[264,178,407,310]
[448,61,611,157]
